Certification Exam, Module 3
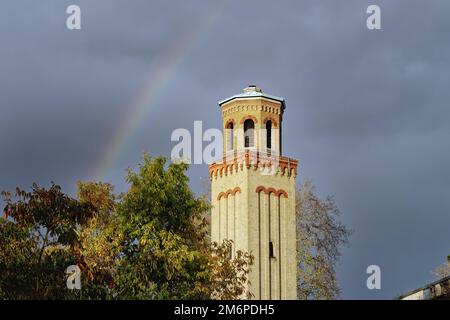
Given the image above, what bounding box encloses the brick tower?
[209,85,298,300]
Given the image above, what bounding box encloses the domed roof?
[219,85,285,108]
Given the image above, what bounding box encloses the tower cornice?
[208,150,298,179]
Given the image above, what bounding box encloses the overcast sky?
[1,0,449,299]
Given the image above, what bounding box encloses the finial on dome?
[243,85,262,93]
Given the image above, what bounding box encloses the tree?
[0,183,95,299]
[296,180,352,300]
[75,181,118,298]
[0,155,253,300]
[109,154,252,299]
[432,255,450,279]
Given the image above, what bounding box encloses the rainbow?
[91,1,232,181]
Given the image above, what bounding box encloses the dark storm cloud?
[1,0,449,299]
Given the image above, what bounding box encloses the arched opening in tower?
[266,120,272,150]
[244,119,255,148]
[226,122,234,152]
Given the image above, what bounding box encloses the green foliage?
[0,183,96,299]
[107,154,252,299]
[0,154,252,300]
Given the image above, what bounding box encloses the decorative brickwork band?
[217,187,242,200]
[225,119,236,128]
[255,186,288,198]
[208,150,298,179]
[263,116,278,128]
[240,115,258,124]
